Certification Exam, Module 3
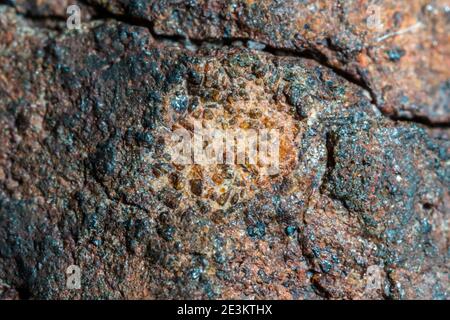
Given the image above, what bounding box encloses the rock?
[89,0,449,125]
[0,3,448,300]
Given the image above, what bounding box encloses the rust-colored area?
[0,2,448,300]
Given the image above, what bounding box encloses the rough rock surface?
[0,2,448,299]
[86,0,450,124]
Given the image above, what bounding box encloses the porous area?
[0,2,448,300]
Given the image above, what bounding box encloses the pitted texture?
[0,3,448,300]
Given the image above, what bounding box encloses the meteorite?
[0,1,448,300]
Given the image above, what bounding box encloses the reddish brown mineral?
[0,1,448,300]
